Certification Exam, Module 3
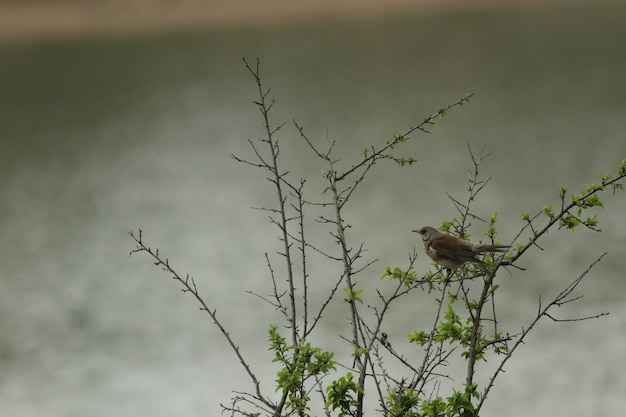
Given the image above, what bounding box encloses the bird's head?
[412,226,440,242]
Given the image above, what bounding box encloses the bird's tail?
[475,244,509,253]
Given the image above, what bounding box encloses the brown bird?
[412,226,509,271]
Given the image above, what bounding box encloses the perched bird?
[412,226,509,271]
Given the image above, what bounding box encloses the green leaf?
[343,287,363,304]
[540,204,555,218]
[483,212,498,239]
[619,159,626,176]
[440,220,454,232]
[461,92,474,103]
[487,284,499,297]
[325,373,363,415]
[579,193,604,208]
[584,214,599,227]
[394,157,416,167]
[559,213,580,231]
[407,330,431,346]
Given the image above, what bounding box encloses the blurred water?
[1,4,625,416]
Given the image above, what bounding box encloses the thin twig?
[129,229,273,410]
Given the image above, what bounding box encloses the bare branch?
[477,252,609,411]
[129,229,272,410]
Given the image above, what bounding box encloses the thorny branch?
[129,229,273,410]
[477,252,609,410]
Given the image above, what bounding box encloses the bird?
[412,226,509,272]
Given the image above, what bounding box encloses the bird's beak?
[412,229,422,234]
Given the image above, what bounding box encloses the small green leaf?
[394,156,416,167]
[487,284,500,297]
[540,204,555,218]
[343,287,363,304]
[407,331,431,346]
[584,214,599,227]
[559,213,580,231]
[574,192,604,208]
[440,220,454,232]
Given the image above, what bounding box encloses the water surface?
[1,5,625,416]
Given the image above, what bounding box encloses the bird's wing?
[430,235,479,263]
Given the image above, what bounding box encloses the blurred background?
[1,0,625,416]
